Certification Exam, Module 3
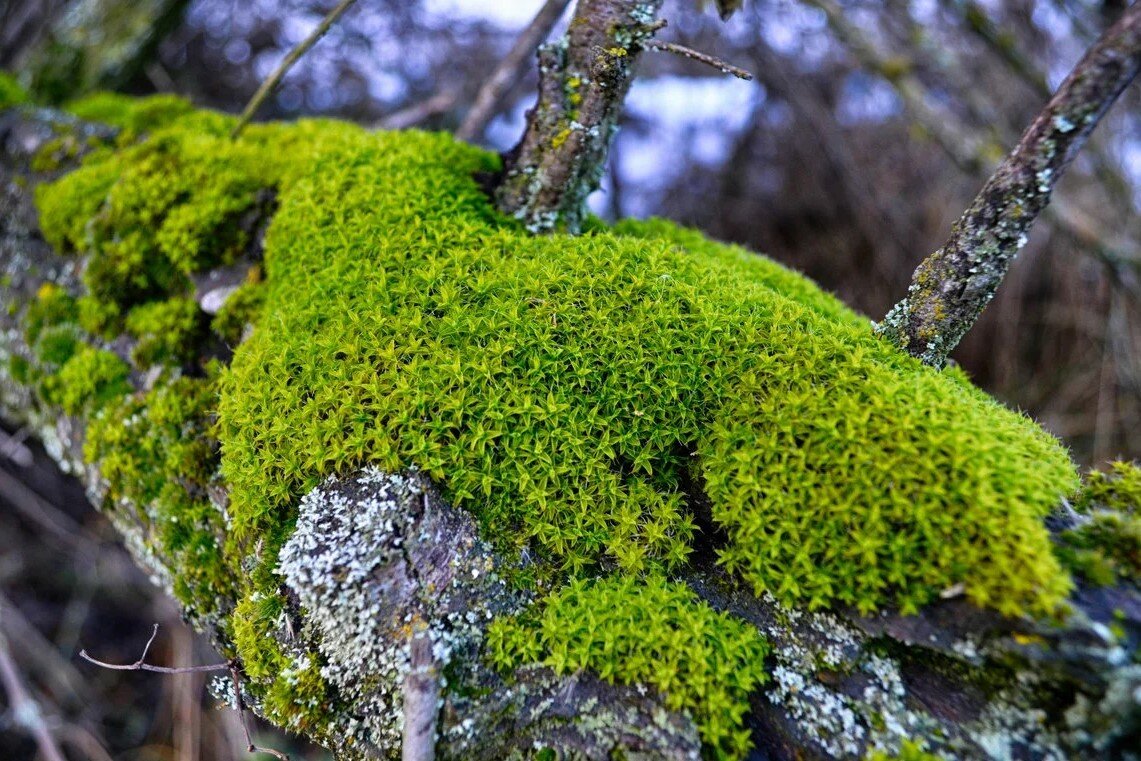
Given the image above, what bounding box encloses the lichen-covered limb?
[876,4,1141,367]
[3,105,1141,759]
[493,0,663,233]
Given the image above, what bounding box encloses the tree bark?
[3,104,1140,760]
[493,0,664,234]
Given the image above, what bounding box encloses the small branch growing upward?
[494,0,665,234]
[876,5,1141,367]
[231,0,358,139]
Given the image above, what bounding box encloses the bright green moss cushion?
[35,104,1078,625]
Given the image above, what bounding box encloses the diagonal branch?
[456,0,572,142]
[231,0,358,139]
[876,4,1141,367]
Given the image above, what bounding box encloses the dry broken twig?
[646,38,753,80]
[79,624,290,760]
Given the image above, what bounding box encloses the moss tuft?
[65,92,195,139]
[488,575,769,758]
[41,345,130,415]
[0,71,28,109]
[84,375,230,621]
[125,296,207,367]
[1056,462,1140,587]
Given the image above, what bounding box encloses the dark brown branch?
[79,623,229,674]
[455,0,573,141]
[493,0,665,234]
[876,4,1141,367]
[231,0,358,139]
[645,38,753,80]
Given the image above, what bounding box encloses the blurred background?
[1,0,1138,757]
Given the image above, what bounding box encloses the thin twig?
[0,628,68,761]
[876,4,1141,366]
[456,0,572,141]
[645,38,753,80]
[79,623,229,674]
[229,665,290,760]
[231,0,358,139]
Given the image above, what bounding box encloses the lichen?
[487,574,769,758]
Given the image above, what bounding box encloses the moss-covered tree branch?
[493,0,664,233]
[876,4,1141,367]
[2,98,1141,759]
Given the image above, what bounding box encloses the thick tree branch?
[494,0,664,233]
[876,4,1141,366]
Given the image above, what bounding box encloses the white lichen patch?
[277,466,520,756]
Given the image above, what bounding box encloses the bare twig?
[228,665,290,760]
[79,623,229,674]
[402,622,439,761]
[645,38,753,80]
[0,628,67,761]
[456,0,572,141]
[231,0,358,139]
[876,5,1141,366]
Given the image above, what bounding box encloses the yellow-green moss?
[1056,462,1140,586]
[40,345,130,415]
[125,296,207,366]
[65,92,195,140]
[84,375,231,619]
[488,575,769,758]
[0,71,28,109]
[30,103,1085,748]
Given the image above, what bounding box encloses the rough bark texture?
[876,4,1141,367]
[493,0,663,234]
[2,106,1141,759]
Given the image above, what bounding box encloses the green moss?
[84,375,230,620]
[868,739,942,760]
[0,71,28,109]
[32,103,1086,746]
[125,296,207,367]
[65,92,195,140]
[40,345,130,415]
[1056,462,1140,586]
[488,575,769,758]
